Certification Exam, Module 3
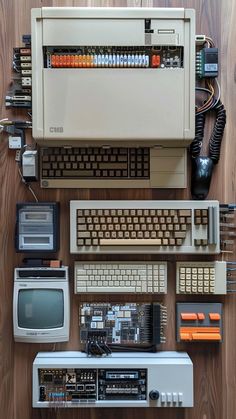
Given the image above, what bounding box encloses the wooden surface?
[1,0,236,418]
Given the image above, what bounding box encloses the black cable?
[109,344,157,352]
[84,341,156,355]
[209,101,226,163]
[100,341,111,355]
[190,113,206,158]
[190,99,226,163]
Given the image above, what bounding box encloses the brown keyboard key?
[62,170,94,177]
[174,232,186,238]
[179,210,191,217]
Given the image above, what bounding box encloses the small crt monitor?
[13,266,69,343]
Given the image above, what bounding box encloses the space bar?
[100,239,162,246]
[62,170,94,177]
[87,286,136,293]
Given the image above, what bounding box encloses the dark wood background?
[1,0,236,418]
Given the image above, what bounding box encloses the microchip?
[196,47,218,78]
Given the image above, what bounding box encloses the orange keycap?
[82,55,87,67]
[66,55,71,67]
[74,56,79,67]
[50,260,61,268]
[192,333,221,341]
[62,56,67,67]
[86,54,91,67]
[180,332,192,341]
[70,55,75,67]
[181,313,197,321]
[197,313,205,320]
[180,327,220,334]
[151,54,160,67]
[209,313,221,321]
[78,55,83,67]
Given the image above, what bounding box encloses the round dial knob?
[149,390,160,400]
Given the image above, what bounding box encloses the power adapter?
[22,150,38,181]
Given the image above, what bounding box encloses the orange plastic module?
[209,313,221,321]
[179,327,221,341]
[181,313,198,321]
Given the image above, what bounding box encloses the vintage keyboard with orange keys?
[70,200,220,254]
[176,303,223,342]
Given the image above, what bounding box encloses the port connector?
[20,56,31,62]
[66,384,76,391]
[195,35,206,45]
[85,384,96,392]
[21,77,31,87]
[21,62,31,68]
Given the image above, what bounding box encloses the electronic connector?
[196,48,218,78]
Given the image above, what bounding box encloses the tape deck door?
[15,202,59,252]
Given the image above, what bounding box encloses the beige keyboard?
[70,200,220,254]
[176,261,227,294]
[40,147,187,189]
[74,261,167,294]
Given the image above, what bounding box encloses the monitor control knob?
[149,390,160,400]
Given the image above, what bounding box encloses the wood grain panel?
[0,1,235,419]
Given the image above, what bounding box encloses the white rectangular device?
[32,351,193,408]
[31,7,195,147]
[70,200,220,254]
[13,267,70,343]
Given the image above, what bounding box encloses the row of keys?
[50,54,162,68]
[42,154,129,163]
[78,216,189,226]
[77,209,191,217]
[49,54,180,68]
[42,168,131,179]
[181,312,221,321]
[160,392,183,404]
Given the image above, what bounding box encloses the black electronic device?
[196,47,218,78]
[15,202,59,252]
[191,156,214,199]
[79,302,167,355]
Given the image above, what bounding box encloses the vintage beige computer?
[31,7,195,188]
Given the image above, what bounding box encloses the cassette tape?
[15,202,59,252]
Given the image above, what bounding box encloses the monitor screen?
[18,289,64,329]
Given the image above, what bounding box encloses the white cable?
[0,118,9,133]
[18,166,38,202]
[214,78,221,107]
[0,118,9,124]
